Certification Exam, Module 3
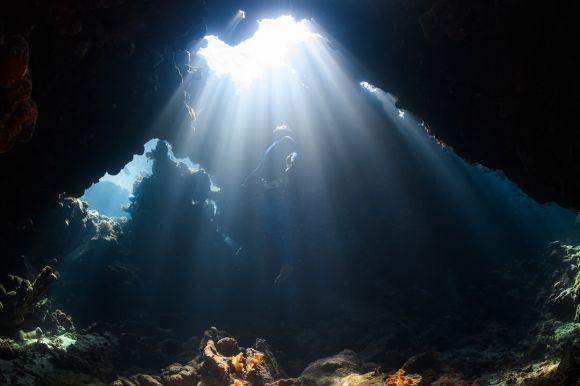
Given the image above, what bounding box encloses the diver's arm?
[285,151,299,173]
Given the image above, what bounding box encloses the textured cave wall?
[0,0,204,229]
[0,0,578,243]
[334,0,578,209]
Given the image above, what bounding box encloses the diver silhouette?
[242,124,299,283]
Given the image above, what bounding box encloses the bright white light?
[398,109,406,119]
[360,81,378,93]
[238,10,246,19]
[198,15,320,88]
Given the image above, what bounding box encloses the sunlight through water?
[198,15,321,89]
[143,10,580,299]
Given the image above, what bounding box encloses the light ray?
[123,13,580,299]
[198,15,321,89]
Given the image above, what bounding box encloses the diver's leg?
[274,191,296,283]
[274,232,294,284]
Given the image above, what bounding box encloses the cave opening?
[1,4,580,385]
[81,138,216,218]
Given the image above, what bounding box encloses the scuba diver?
[242,124,299,283]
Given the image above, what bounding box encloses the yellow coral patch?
[251,353,264,365]
[230,379,245,386]
[385,369,421,386]
[232,352,244,374]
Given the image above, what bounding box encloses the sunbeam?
[198,16,320,90]
[157,11,579,301]
[4,3,580,385]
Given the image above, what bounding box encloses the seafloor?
[1,196,579,385]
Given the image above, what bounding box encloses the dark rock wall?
[0,0,204,227]
[1,0,578,240]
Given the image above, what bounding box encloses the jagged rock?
[402,351,443,377]
[200,339,230,381]
[494,359,560,386]
[136,374,163,386]
[0,35,37,153]
[0,265,58,327]
[0,35,28,88]
[0,338,16,360]
[216,337,240,357]
[199,327,233,356]
[298,350,362,386]
[431,373,474,386]
[111,377,138,386]
[0,331,119,385]
[50,309,75,333]
[554,338,580,386]
[303,371,384,386]
[160,362,198,386]
[196,329,289,386]
[545,243,580,321]
[252,338,287,381]
[358,334,408,369]
[158,338,183,357]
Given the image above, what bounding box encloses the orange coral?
[250,353,264,366]
[385,369,422,386]
[230,379,245,386]
[231,352,245,374]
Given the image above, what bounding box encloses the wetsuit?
[244,135,298,277]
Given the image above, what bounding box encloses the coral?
[248,353,264,367]
[201,337,270,386]
[232,352,245,374]
[231,379,246,386]
[201,338,230,380]
[195,328,287,386]
[385,369,422,386]
[0,265,59,327]
[160,362,198,386]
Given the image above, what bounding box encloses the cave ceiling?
[0,0,578,227]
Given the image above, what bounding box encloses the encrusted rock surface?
[544,242,580,322]
[0,264,59,327]
[0,35,37,153]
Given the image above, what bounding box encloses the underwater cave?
[1,1,580,385]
